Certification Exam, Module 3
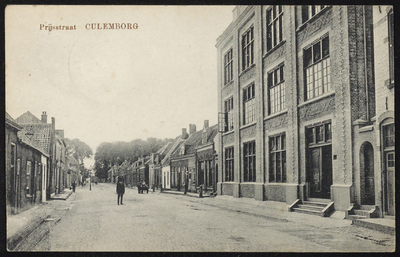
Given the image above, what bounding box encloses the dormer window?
[180,145,185,155]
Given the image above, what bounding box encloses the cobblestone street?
[27,183,394,252]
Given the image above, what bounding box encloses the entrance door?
[308,146,332,199]
[198,162,204,186]
[386,151,395,215]
[363,142,375,205]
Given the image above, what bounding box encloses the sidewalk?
[7,188,74,250]
[161,190,396,235]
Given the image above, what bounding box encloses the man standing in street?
[116,177,125,205]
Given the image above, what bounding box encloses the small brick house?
[6,112,49,214]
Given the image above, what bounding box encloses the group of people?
[116,178,149,205]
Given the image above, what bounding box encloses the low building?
[195,122,219,193]
[6,112,49,214]
[161,135,186,190]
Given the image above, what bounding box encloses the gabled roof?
[156,142,171,155]
[18,123,52,154]
[17,129,49,157]
[6,112,23,130]
[67,155,79,165]
[161,135,185,165]
[202,124,219,145]
[170,124,219,158]
[15,111,42,124]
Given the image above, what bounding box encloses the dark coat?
[116,182,125,194]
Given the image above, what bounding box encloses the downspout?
[363,6,370,121]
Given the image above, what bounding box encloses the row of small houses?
[5,111,81,215]
[109,120,219,194]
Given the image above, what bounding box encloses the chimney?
[204,120,209,129]
[52,117,55,132]
[189,124,196,134]
[181,128,188,139]
[41,111,47,123]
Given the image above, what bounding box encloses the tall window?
[224,97,234,132]
[383,123,395,148]
[243,84,255,125]
[242,26,254,70]
[304,36,331,100]
[225,147,234,182]
[267,6,283,51]
[224,49,233,85]
[388,10,394,88]
[269,133,286,182]
[307,121,332,145]
[268,64,286,114]
[243,141,256,182]
[302,5,327,23]
[26,161,32,196]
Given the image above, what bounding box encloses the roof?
[18,123,52,154]
[6,112,23,130]
[170,124,219,158]
[161,135,184,165]
[17,130,49,157]
[15,111,42,124]
[67,155,79,165]
[156,142,171,155]
[203,124,218,145]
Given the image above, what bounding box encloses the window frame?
[243,84,256,125]
[224,97,234,132]
[242,26,254,71]
[267,6,284,52]
[224,48,233,85]
[304,35,331,100]
[306,121,332,147]
[225,147,234,182]
[269,133,286,183]
[268,64,286,114]
[243,141,256,182]
[383,123,395,150]
[26,161,33,196]
[302,5,328,24]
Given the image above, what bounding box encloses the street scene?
[5,5,395,253]
[9,183,395,252]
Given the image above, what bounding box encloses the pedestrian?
[72,181,76,193]
[116,177,125,205]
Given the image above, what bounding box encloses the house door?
[308,146,332,199]
[362,142,375,205]
[198,162,204,186]
[385,151,395,215]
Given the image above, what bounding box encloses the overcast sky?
[6,5,235,165]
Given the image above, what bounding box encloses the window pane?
[304,48,312,67]
[313,41,321,62]
[282,151,286,182]
[322,37,329,58]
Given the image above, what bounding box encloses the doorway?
[306,122,333,199]
[360,142,375,205]
[385,151,395,215]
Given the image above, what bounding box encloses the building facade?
[372,5,395,216]
[6,112,49,214]
[216,5,379,213]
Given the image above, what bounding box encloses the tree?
[65,138,93,166]
[93,137,174,180]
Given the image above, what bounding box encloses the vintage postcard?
[5,5,395,252]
